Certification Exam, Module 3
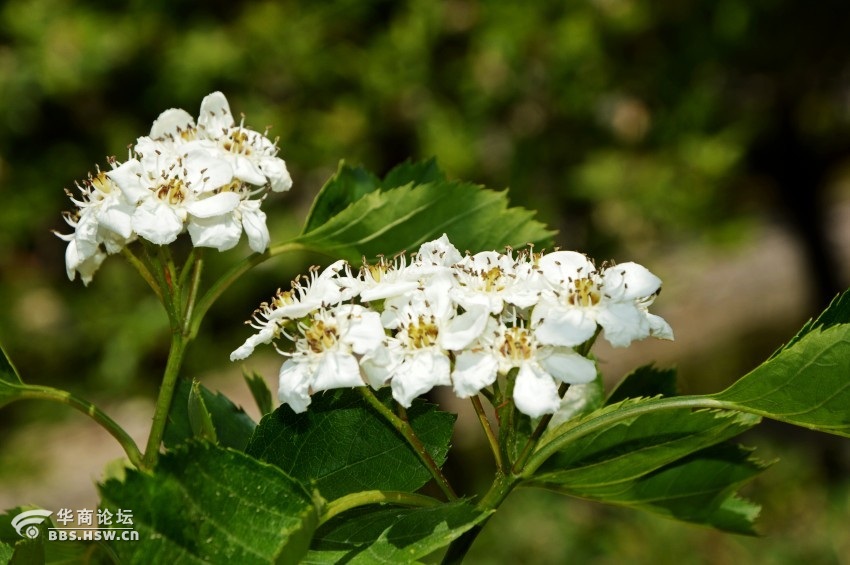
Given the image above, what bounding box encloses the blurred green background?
[2,0,850,562]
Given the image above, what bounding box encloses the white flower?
[56,169,136,284]
[532,251,672,348]
[230,260,355,361]
[196,92,293,193]
[451,249,545,315]
[277,304,385,412]
[379,279,488,407]
[452,316,596,417]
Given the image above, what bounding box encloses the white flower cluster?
[57,92,292,284]
[232,235,673,418]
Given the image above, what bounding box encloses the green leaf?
[303,502,491,564]
[774,288,850,356]
[244,370,273,416]
[379,158,446,190]
[99,442,320,564]
[163,379,256,451]
[296,167,555,262]
[303,162,381,233]
[188,379,218,443]
[529,443,766,534]
[712,323,850,436]
[245,389,455,500]
[0,541,12,563]
[607,365,677,405]
[534,405,760,487]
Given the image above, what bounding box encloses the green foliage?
[99,442,320,564]
[0,343,25,410]
[607,365,678,404]
[243,371,273,417]
[528,404,764,533]
[163,379,256,451]
[246,389,455,501]
[305,502,491,564]
[297,160,555,262]
[713,324,850,436]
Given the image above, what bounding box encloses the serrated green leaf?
[529,443,766,534]
[99,442,320,565]
[303,502,491,564]
[188,379,218,443]
[296,176,555,263]
[245,389,455,500]
[607,365,678,405]
[243,371,273,416]
[303,162,381,233]
[712,323,850,436]
[534,406,760,487]
[543,373,606,442]
[379,158,446,190]
[773,288,850,357]
[164,379,256,451]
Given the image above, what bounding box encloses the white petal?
[390,350,451,407]
[647,313,674,341]
[537,349,597,384]
[597,302,649,347]
[415,234,462,266]
[604,262,661,300]
[230,325,277,361]
[188,214,242,251]
[513,362,561,418]
[133,200,183,245]
[186,191,241,218]
[150,108,195,139]
[185,151,233,193]
[278,358,312,413]
[240,202,270,253]
[260,156,293,192]
[106,160,149,205]
[198,91,234,134]
[98,200,135,239]
[342,309,385,355]
[232,155,267,186]
[538,251,594,285]
[440,306,490,351]
[452,351,498,398]
[533,304,597,347]
[312,350,363,392]
[360,341,403,389]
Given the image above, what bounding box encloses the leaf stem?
[318,490,441,526]
[471,395,504,472]
[121,246,162,302]
[511,382,569,474]
[14,385,143,468]
[182,253,204,335]
[358,387,458,501]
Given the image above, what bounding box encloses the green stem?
[14,385,143,468]
[182,253,204,336]
[511,382,569,474]
[189,241,310,339]
[142,331,187,469]
[358,387,458,501]
[121,247,162,303]
[471,395,503,472]
[319,490,441,526]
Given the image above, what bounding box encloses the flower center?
[90,171,114,195]
[407,316,439,348]
[499,327,533,362]
[304,319,338,353]
[482,266,505,292]
[156,178,187,205]
[223,130,252,155]
[568,277,601,307]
